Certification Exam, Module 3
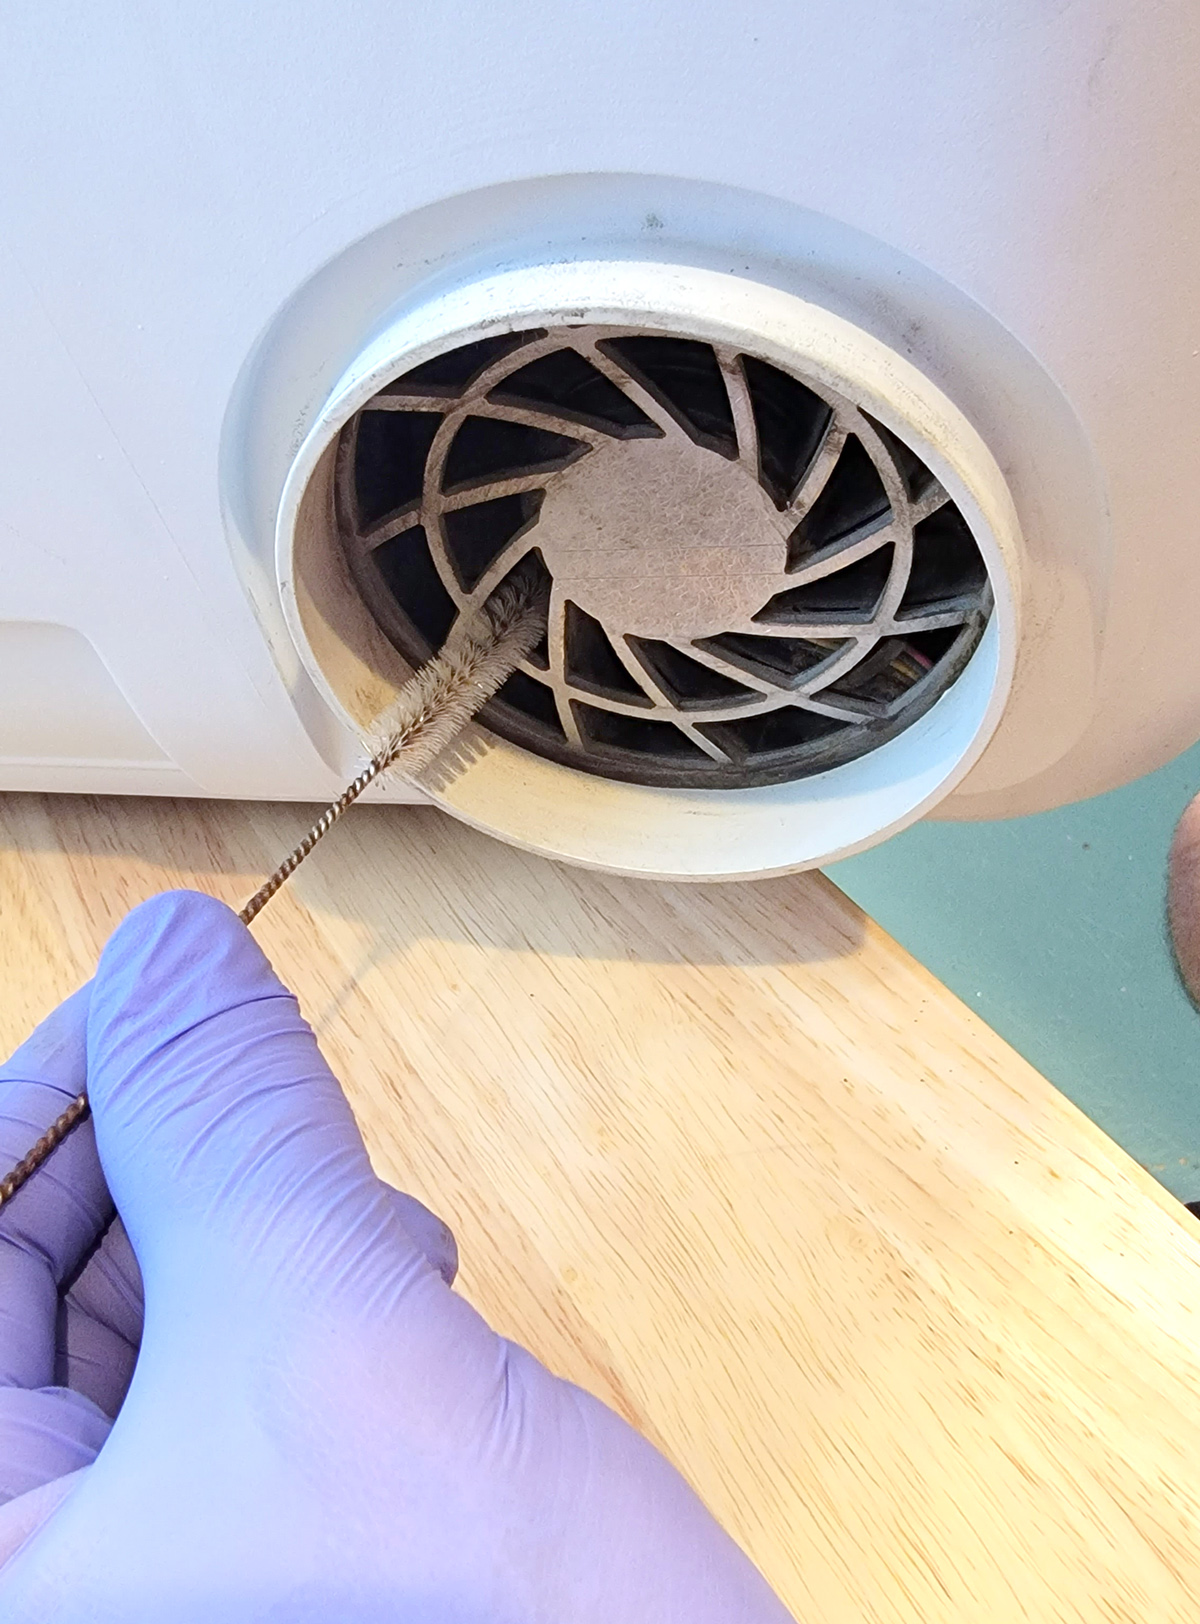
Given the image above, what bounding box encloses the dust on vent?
[336,326,992,789]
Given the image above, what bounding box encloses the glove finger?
[87,892,425,1304]
[57,1216,143,1419]
[0,1388,110,1505]
[383,1187,458,1286]
[0,987,112,1391]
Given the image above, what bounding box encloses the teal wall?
[828,743,1200,1201]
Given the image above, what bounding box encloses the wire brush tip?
[369,575,548,779]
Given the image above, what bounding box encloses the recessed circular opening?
[336,326,992,792]
[278,261,1018,879]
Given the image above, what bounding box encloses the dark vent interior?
[336,325,993,790]
[372,526,456,653]
[490,350,661,438]
[598,336,738,458]
[492,668,564,737]
[442,491,544,593]
[759,544,895,623]
[901,507,989,611]
[789,435,891,559]
[741,355,833,509]
[354,412,442,528]
[388,330,545,394]
[701,706,851,760]
[627,639,758,708]
[564,603,651,704]
[575,703,713,760]
[696,631,845,688]
[864,413,940,504]
[442,418,586,493]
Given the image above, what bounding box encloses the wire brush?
[0,575,545,1208]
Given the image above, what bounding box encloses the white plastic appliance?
[2,3,1197,880]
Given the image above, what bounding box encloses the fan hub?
[536,434,787,640]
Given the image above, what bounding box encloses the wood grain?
[3,791,1200,1621]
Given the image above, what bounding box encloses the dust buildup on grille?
[336,325,993,790]
[864,413,940,504]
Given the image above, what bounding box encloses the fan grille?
[336,326,992,789]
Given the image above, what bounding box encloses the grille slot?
[336,325,993,789]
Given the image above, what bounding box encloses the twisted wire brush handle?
[1,754,398,1206]
[236,753,391,929]
[0,580,544,1210]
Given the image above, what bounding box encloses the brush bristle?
[366,581,545,780]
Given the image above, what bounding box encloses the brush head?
[368,574,548,782]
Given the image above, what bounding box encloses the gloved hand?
[0,891,793,1621]
[0,982,141,1552]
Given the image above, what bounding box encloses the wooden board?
[3,790,1200,1621]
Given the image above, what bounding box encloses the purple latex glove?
[0,985,142,1515]
[0,892,793,1621]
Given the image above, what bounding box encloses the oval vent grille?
[336,326,992,789]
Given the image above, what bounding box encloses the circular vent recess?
[336,327,992,791]
[278,261,1018,879]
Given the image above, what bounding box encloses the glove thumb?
[86,892,424,1309]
